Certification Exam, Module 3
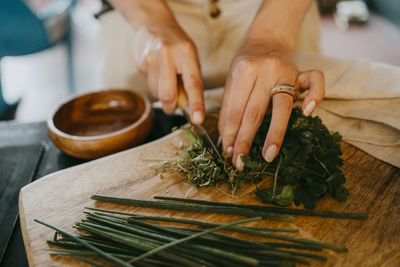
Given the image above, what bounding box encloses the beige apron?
[97,1,400,167]
[97,0,321,94]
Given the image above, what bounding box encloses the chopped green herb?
[159,107,348,209]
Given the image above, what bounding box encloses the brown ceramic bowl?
[47,89,153,159]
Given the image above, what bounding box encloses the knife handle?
[177,75,188,111]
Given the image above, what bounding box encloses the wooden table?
[0,121,83,267]
[18,114,400,266]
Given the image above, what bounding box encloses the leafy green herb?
[255,185,294,207]
[159,107,349,209]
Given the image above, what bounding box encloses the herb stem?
[167,223,347,252]
[83,214,261,266]
[90,195,292,221]
[153,196,368,220]
[34,219,133,267]
[272,155,283,198]
[124,214,298,233]
[127,217,261,265]
[75,222,202,266]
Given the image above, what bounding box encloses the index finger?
[178,52,205,125]
[219,62,257,156]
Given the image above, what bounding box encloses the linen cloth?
[97,0,400,167]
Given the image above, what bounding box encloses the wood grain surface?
[19,128,400,266]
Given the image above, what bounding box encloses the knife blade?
[176,76,222,160]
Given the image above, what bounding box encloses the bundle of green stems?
[35,194,366,266]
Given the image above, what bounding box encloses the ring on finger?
[270,84,299,102]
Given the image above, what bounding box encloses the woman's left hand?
[218,42,325,170]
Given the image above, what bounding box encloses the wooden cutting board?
[19,129,400,267]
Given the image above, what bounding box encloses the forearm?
[245,0,314,50]
[107,0,176,28]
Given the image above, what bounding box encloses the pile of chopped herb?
[159,107,349,209]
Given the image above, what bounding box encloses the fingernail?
[236,154,244,170]
[303,100,316,117]
[226,146,233,157]
[192,111,203,124]
[264,144,277,162]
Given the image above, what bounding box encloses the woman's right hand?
[133,22,205,125]
[108,0,205,124]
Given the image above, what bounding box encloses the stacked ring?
[270,84,299,102]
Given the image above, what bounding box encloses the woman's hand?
[218,42,325,169]
[134,23,205,124]
[108,0,205,124]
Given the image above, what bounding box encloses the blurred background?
[0,0,399,122]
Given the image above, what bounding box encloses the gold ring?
[270,84,298,102]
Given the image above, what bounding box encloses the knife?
[176,76,222,160]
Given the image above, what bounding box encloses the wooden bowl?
[47,89,153,159]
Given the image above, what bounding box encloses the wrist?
[244,29,296,52]
[242,35,293,54]
[243,0,313,52]
[108,0,177,29]
[132,3,176,29]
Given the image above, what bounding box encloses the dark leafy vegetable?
[159,107,349,209]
